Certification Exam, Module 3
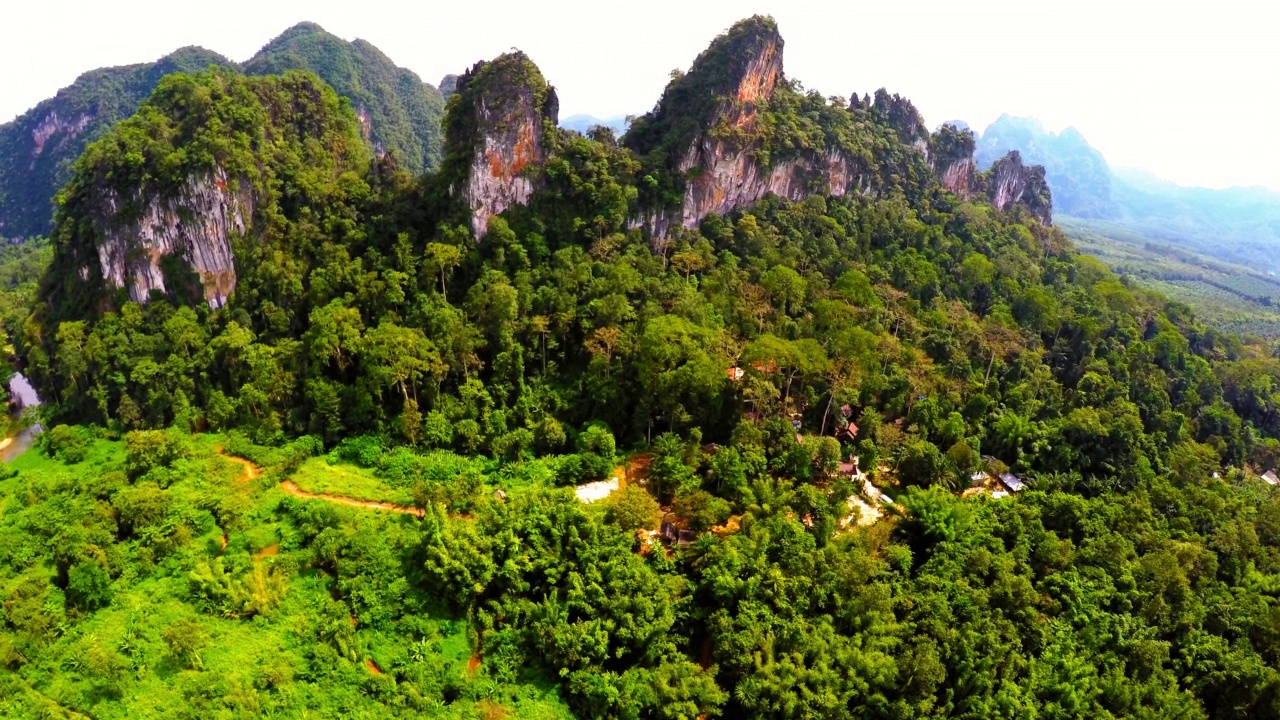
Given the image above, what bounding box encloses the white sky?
[2,0,1277,190]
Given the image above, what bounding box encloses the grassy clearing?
[290,456,413,505]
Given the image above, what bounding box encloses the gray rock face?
[439,74,459,100]
[936,156,976,195]
[452,53,552,237]
[671,31,874,233]
[95,168,249,307]
[927,124,977,195]
[984,151,1053,225]
[463,93,544,237]
[677,142,873,231]
[30,111,94,163]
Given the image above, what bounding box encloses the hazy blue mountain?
[978,116,1280,273]
[1110,168,1280,271]
[560,113,630,135]
[976,114,1116,218]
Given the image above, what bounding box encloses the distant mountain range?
[0,23,445,240]
[560,114,630,135]
[975,114,1280,272]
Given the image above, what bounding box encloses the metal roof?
[999,473,1026,492]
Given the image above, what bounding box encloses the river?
[1,373,42,462]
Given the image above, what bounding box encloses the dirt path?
[253,544,280,562]
[279,480,425,517]
[214,447,259,485]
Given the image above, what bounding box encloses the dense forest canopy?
[3,14,1280,720]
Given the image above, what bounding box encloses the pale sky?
[2,0,1277,190]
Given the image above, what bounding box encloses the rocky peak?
[626,17,848,236]
[445,51,557,237]
[624,15,783,160]
[870,89,927,148]
[727,21,783,112]
[982,150,1053,224]
[928,124,977,195]
[439,74,459,100]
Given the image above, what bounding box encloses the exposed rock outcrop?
[629,16,881,236]
[981,150,1053,224]
[928,124,977,195]
[446,52,557,237]
[869,89,928,150]
[30,111,94,162]
[95,168,249,308]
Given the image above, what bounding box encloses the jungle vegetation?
[3,15,1280,720]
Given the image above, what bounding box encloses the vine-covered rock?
[442,52,558,237]
[981,150,1054,224]
[38,70,369,324]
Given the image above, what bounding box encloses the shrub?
[674,489,731,531]
[124,429,190,478]
[555,454,588,487]
[329,435,387,467]
[609,485,660,531]
[43,425,94,464]
[66,560,112,612]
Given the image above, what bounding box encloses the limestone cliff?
[93,168,249,308]
[626,16,894,237]
[981,150,1053,224]
[672,21,795,227]
[29,111,95,163]
[39,70,369,323]
[928,124,977,195]
[444,52,557,237]
[0,46,233,240]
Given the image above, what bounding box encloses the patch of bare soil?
[253,544,280,562]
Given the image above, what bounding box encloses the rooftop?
[999,473,1026,492]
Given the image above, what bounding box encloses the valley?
[1062,216,1280,338]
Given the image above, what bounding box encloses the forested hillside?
[4,15,1280,720]
[242,22,446,173]
[0,23,444,240]
[0,47,234,240]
